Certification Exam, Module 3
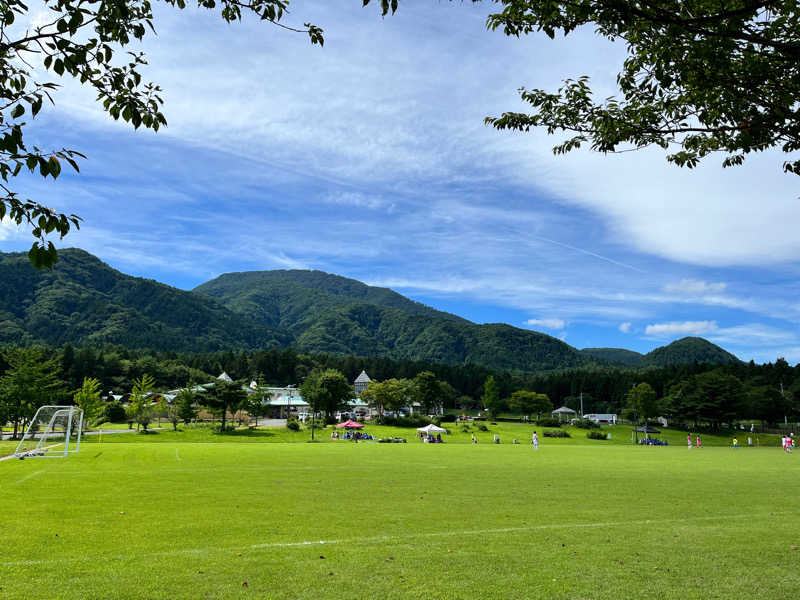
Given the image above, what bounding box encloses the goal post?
[14,405,84,459]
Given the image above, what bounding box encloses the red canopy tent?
[336,420,364,429]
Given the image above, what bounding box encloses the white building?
[582,413,618,425]
[353,370,372,396]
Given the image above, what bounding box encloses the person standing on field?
[532,431,539,451]
[696,435,701,449]
[688,433,692,450]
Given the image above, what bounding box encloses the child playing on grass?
[532,431,539,451]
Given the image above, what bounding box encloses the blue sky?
[2,1,800,363]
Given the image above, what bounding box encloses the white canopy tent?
[552,406,577,422]
[417,423,447,434]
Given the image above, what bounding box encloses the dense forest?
[1,344,796,429]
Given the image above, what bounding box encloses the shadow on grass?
[213,428,277,439]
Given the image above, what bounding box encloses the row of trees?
[358,371,457,417]
[4,345,800,435]
[624,368,800,431]
[0,347,269,437]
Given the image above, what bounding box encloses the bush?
[543,429,570,438]
[587,431,608,440]
[460,424,471,433]
[104,401,127,423]
[375,414,431,428]
[324,415,338,425]
[573,418,601,430]
[477,424,489,432]
[286,420,300,431]
[436,414,457,423]
[536,417,562,427]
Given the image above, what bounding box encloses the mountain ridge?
[0,248,741,372]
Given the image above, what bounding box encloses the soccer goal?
[13,405,84,459]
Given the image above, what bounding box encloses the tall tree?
[361,378,411,417]
[73,377,103,429]
[625,382,659,427]
[299,369,352,421]
[508,390,552,419]
[128,373,155,431]
[243,382,271,427]
[0,347,65,438]
[482,1,800,176]
[204,379,247,432]
[177,387,198,425]
[412,371,443,415]
[482,375,502,419]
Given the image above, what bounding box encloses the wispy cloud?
[1,1,798,363]
[645,321,719,337]
[664,279,727,295]
[525,318,566,330]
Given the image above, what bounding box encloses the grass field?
[3,431,800,599]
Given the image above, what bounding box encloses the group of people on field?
[466,431,540,450]
[687,434,703,449]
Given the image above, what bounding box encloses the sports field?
[3,435,799,599]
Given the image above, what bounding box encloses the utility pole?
[580,392,584,418]
[781,382,787,425]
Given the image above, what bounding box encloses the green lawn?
[77,421,785,447]
[2,433,799,599]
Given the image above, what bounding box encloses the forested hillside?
[580,347,645,367]
[0,249,742,374]
[195,270,592,372]
[643,337,740,367]
[0,249,288,351]
[581,338,740,368]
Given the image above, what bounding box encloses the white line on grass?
[3,511,796,567]
[13,470,43,485]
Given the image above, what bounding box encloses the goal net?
[14,405,84,459]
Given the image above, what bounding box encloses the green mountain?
[580,347,645,367]
[581,337,740,368]
[195,270,590,372]
[642,336,740,367]
[0,249,288,351]
[0,249,742,373]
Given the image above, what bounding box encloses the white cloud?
[707,324,798,347]
[3,0,799,364]
[525,318,566,330]
[664,279,727,295]
[645,321,719,337]
[0,217,24,241]
[323,191,388,211]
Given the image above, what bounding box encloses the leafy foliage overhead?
[482,0,800,175]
